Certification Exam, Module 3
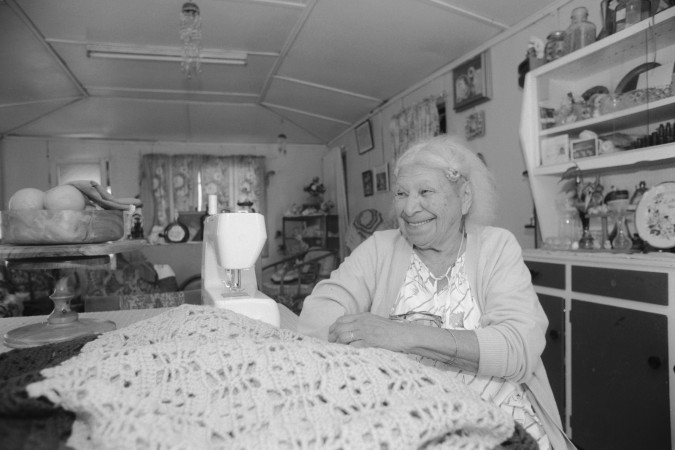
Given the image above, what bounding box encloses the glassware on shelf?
[557,200,583,249]
[545,30,568,62]
[626,0,652,27]
[578,213,595,249]
[614,0,628,32]
[607,198,633,251]
[565,7,597,53]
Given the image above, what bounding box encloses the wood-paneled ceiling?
[0,0,560,145]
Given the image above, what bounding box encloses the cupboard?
[524,250,674,449]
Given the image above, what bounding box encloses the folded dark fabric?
[0,335,97,450]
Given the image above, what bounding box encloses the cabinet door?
[538,294,565,423]
[571,301,670,450]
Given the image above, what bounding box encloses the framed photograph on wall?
[453,51,491,112]
[362,169,374,197]
[356,120,374,154]
[374,164,389,193]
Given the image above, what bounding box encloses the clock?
[164,221,190,243]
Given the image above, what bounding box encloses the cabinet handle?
[529,269,540,280]
[548,329,560,340]
[647,356,662,370]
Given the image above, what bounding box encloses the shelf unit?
[282,214,339,255]
[520,7,675,244]
[524,249,675,449]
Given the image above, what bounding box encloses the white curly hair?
[393,135,497,226]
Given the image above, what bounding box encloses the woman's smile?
[405,218,435,227]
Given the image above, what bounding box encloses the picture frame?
[571,137,598,160]
[362,169,374,197]
[356,120,374,154]
[374,164,389,193]
[541,134,570,166]
[465,111,485,140]
[452,51,491,112]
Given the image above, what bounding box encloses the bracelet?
[445,329,459,365]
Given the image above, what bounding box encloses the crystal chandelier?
[180,2,202,78]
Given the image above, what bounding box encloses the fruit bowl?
[1,209,124,245]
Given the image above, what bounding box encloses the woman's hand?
[328,313,409,352]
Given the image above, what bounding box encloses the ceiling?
[0,0,560,145]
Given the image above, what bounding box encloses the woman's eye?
[420,189,433,196]
[394,191,407,199]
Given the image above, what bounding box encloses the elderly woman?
[298,135,574,450]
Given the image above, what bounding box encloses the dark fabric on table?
[0,335,97,450]
[0,335,538,450]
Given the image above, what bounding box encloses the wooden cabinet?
[524,249,675,448]
[571,301,670,450]
[282,214,338,254]
[520,7,675,245]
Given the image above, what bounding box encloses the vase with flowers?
[303,176,326,210]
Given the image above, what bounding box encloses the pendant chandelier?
[180,2,202,78]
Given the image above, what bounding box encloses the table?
[0,303,299,354]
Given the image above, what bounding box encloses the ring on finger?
[349,331,354,342]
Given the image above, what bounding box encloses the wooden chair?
[261,248,337,315]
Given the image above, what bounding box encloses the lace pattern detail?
[27,305,515,450]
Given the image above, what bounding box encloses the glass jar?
[545,31,568,62]
[558,207,582,248]
[626,0,652,27]
[565,7,597,53]
[614,0,628,32]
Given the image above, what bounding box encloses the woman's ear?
[461,181,473,215]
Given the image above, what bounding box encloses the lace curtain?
[389,96,443,159]
[140,154,266,233]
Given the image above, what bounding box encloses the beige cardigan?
[299,226,576,450]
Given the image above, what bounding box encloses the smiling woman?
[299,135,575,450]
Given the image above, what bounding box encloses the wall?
[0,137,328,267]
[327,0,600,250]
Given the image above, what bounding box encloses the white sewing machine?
[201,212,280,327]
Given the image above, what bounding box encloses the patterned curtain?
[140,154,266,234]
[389,96,443,160]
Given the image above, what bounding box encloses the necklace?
[428,230,465,281]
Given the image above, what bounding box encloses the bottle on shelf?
[625,0,652,27]
[565,7,597,53]
[614,0,628,32]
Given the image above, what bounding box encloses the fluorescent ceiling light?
[86,44,247,66]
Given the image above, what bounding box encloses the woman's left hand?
[328,313,408,352]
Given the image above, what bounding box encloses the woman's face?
[394,164,471,251]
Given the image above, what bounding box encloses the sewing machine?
[201,212,280,327]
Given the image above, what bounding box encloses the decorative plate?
[635,182,675,249]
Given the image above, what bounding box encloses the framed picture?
[374,164,389,193]
[571,138,598,160]
[356,120,374,154]
[362,169,374,197]
[452,51,491,112]
[465,111,485,140]
[541,134,569,165]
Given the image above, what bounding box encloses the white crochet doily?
[28,305,514,450]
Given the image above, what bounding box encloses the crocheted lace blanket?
[27,305,514,450]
